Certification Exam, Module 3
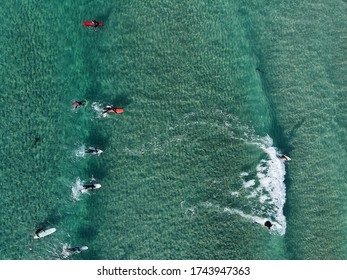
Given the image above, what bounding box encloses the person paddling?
[66,246,87,253]
[72,100,86,109]
[85,147,98,154]
[83,177,99,190]
[102,105,124,115]
[91,20,100,27]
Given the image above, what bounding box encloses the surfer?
[102,105,124,115]
[83,183,97,190]
[85,147,99,154]
[91,20,100,27]
[279,154,290,161]
[72,100,86,109]
[83,178,99,190]
[34,228,44,238]
[34,227,56,239]
[264,221,273,230]
[66,246,87,253]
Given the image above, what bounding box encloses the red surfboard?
[83,21,104,27]
[114,108,124,114]
[102,107,124,115]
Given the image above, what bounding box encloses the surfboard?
[85,148,103,155]
[103,107,124,114]
[83,21,104,27]
[81,183,101,193]
[34,228,56,239]
[78,246,88,251]
[66,246,89,253]
[95,149,103,155]
[278,154,291,161]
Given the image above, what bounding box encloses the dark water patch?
[85,161,107,181]
[85,82,108,102]
[95,7,113,23]
[86,123,110,149]
[111,94,133,108]
[35,208,64,229]
[77,224,98,242]
[34,135,41,145]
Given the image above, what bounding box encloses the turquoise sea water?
[1,0,347,260]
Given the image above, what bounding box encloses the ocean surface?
[1,0,347,260]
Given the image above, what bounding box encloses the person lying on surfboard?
[66,246,88,253]
[91,20,100,27]
[72,100,86,109]
[102,105,124,115]
[279,154,291,161]
[34,228,45,237]
[83,178,99,190]
[85,147,101,154]
[34,227,56,239]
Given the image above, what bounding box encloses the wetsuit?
[83,183,96,190]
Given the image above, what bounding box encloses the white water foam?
[71,177,96,201]
[176,110,288,235]
[74,144,86,158]
[223,207,284,234]
[128,110,288,235]
[71,177,84,201]
[231,135,287,235]
[91,102,107,118]
[61,244,71,259]
[61,244,88,259]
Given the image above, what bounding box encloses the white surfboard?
[282,155,291,161]
[80,183,101,193]
[278,154,291,161]
[85,148,103,155]
[34,228,56,239]
[93,183,101,189]
[90,149,103,155]
[78,246,88,251]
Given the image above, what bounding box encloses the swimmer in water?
[264,221,273,230]
[72,100,86,109]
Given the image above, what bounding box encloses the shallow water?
[1,0,346,260]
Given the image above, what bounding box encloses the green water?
[0,0,346,260]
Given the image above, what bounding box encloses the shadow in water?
[112,94,133,107]
[85,83,109,103]
[86,124,110,149]
[77,225,98,242]
[96,8,113,23]
[85,160,107,181]
[36,209,64,229]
